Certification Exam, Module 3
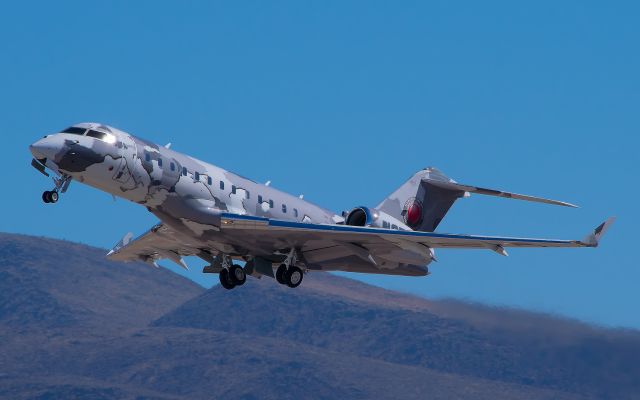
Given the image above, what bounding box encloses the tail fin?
[376,167,576,232]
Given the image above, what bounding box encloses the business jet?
[29,123,613,289]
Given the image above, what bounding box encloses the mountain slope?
[154,272,640,399]
[2,326,590,400]
[0,233,638,399]
[0,233,203,330]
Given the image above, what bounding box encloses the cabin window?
[258,195,263,204]
[391,224,398,230]
[145,152,151,162]
[170,162,175,171]
[219,181,224,190]
[194,172,200,181]
[246,191,250,199]
[207,176,212,185]
[293,208,298,218]
[157,158,163,167]
[182,167,187,176]
[231,185,236,194]
[383,221,390,229]
[269,199,274,208]
[282,204,287,213]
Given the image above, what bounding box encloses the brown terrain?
[0,232,638,399]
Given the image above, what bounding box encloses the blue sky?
[1,1,637,328]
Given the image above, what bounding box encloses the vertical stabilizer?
[376,168,464,232]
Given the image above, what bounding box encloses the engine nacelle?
[344,206,411,230]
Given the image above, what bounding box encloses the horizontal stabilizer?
[581,217,616,247]
[423,177,578,208]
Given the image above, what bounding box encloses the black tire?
[285,266,303,288]
[219,268,235,290]
[275,264,287,285]
[50,191,59,203]
[229,264,246,286]
[42,191,51,203]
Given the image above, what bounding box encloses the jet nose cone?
[28,143,43,159]
[29,136,59,161]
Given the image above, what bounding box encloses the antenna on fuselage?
[265,180,271,186]
[164,143,172,149]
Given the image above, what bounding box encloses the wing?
[106,214,614,277]
[107,223,204,270]
[219,214,614,275]
[220,214,614,249]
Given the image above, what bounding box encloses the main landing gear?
[276,264,304,288]
[215,250,305,290]
[275,249,304,288]
[42,175,71,204]
[218,255,247,290]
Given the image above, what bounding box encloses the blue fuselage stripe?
[221,213,572,244]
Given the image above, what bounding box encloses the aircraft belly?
[302,245,353,263]
[308,255,429,276]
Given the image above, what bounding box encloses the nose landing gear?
[42,190,59,203]
[41,175,71,204]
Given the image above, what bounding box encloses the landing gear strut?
[42,174,71,204]
[275,249,304,288]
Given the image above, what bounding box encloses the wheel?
[229,264,246,286]
[49,191,59,203]
[42,191,51,203]
[219,268,235,290]
[285,266,303,288]
[275,263,287,285]
[219,269,235,290]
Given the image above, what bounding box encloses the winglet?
[582,217,616,247]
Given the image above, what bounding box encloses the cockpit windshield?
[60,126,117,144]
[62,127,87,135]
[86,129,116,144]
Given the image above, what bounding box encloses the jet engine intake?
[344,206,411,230]
[345,206,372,226]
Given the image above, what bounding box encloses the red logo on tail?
[403,198,423,228]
